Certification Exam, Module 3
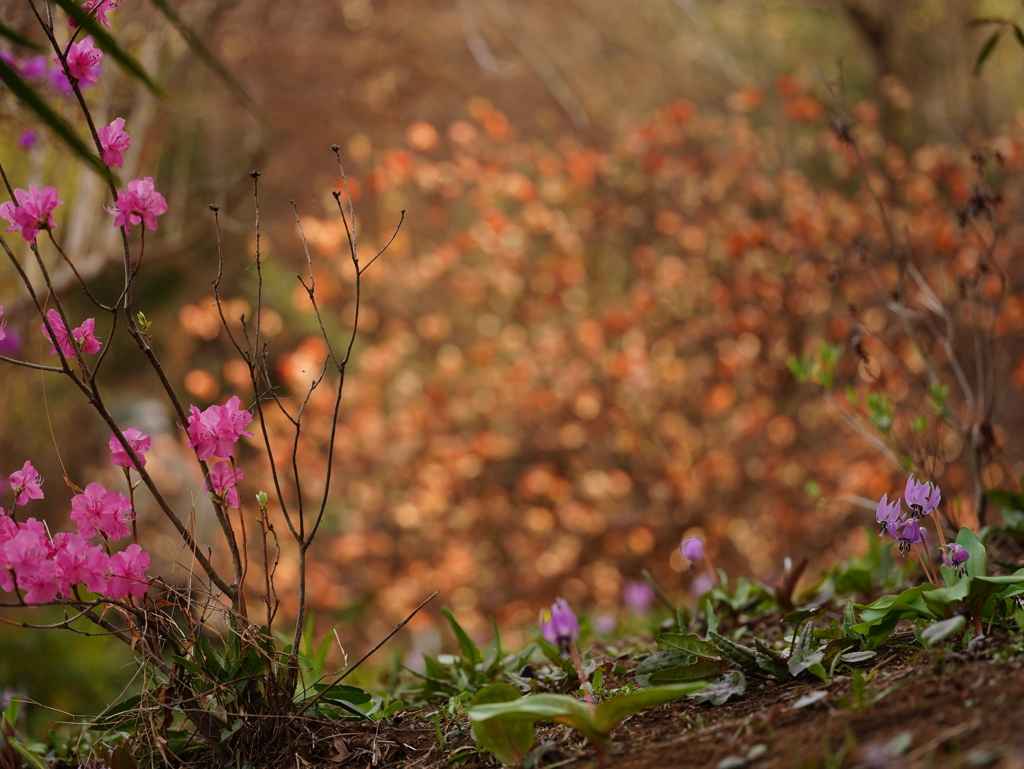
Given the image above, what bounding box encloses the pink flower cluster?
[1,457,149,603]
[41,309,101,358]
[186,396,253,461]
[0,305,6,344]
[98,117,130,169]
[54,36,103,84]
[68,0,125,29]
[210,462,244,509]
[107,177,167,234]
[0,185,62,242]
[109,428,151,470]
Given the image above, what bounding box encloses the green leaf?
[0,21,44,50]
[986,489,1024,513]
[441,607,482,667]
[648,659,731,684]
[0,57,113,180]
[51,0,164,96]
[145,0,261,114]
[975,31,1002,76]
[655,633,720,658]
[921,616,966,648]
[708,631,758,672]
[635,650,697,688]
[687,671,746,706]
[592,683,707,733]
[470,684,535,766]
[312,683,372,705]
[8,740,49,769]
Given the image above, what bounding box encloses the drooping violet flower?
[942,542,970,577]
[18,130,36,150]
[690,571,714,598]
[9,461,44,506]
[56,36,103,83]
[680,535,704,563]
[0,185,63,242]
[895,518,926,557]
[875,493,902,538]
[40,309,101,358]
[68,0,124,29]
[97,117,130,168]
[109,428,151,470]
[104,543,150,599]
[70,482,133,541]
[209,462,244,509]
[106,177,167,234]
[540,597,579,657]
[904,475,941,519]
[622,579,654,615]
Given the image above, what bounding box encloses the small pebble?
[717,757,747,769]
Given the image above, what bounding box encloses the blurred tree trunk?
[836,0,987,142]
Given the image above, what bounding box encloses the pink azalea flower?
[41,309,102,358]
[52,532,109,596]
[19,56,48,79]
[70,482,133,541]
[109,428,151,470]
[0,305,6,343]
[97,117,130,169]
[56,35,103,83]
[9,461,44,506]
[209,462,244,509]
[221,396,255,441]
[186,398,252,461]
[104,543,150,599]
[0,514,17,593]
[0,185,63,242]
[68,0,124,29]
[4,524,58,603]
[107,177,167,234]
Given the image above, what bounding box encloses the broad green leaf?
[655,633,720,658]
[708,631,758,671]
[975,31,1002,76]
[921,616,966,647]
[987,489,1024,513]
[8,740,48,769]
[52,0,164,96]
[311,683,372,705]
[0,21,43,50]
[469,684,535,766]
[648,658,731,684]
[592,683,707,733]
[635,650,696,688]
[146,0,260,114]
[687,671,746,706]
[0,57,113,180]
[441,607,482,667]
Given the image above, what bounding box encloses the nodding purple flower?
[942,542,970,577]
[540,597,579,657]
[680,536,705,564]
[875,493,902,538]
[622,579,655,615]
[895,518,926,557]
[904,475,941,519]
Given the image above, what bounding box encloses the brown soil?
[307,647,1024,769]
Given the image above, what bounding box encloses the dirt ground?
[290,640,1024,769]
